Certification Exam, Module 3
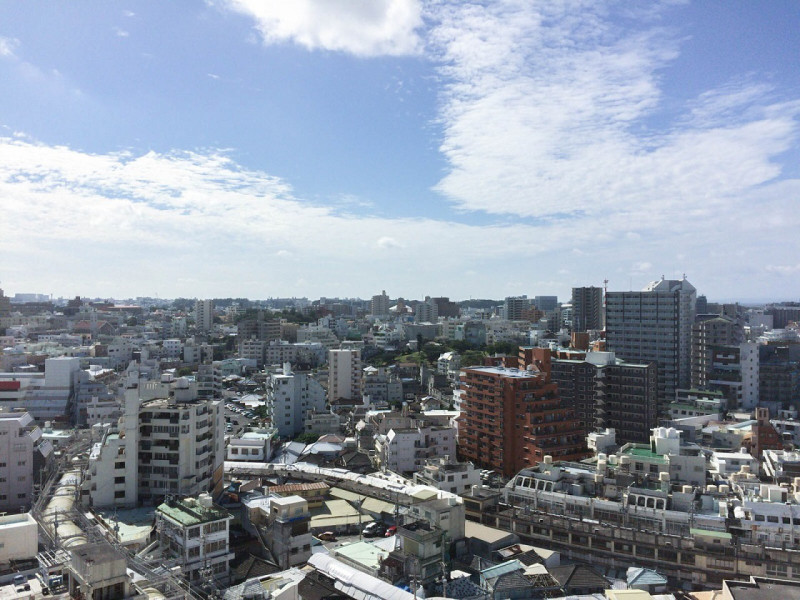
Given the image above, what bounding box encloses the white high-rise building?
[370,290,391,318]
[328,348,362,403]
[194,299,214,333]
[83,371,224,508]
[605,277,696,407]
[266,363,327,438]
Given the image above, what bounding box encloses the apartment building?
[194,299,214,333]
[691,315,744,389]
[413,456,481,495]
[459,350,588,477]
[0,411,49,513]
[266,363,327,438]
[83,374,225,508]
[328,348,362,403]
[571,286,604,332]
[373,424,457,474]
[605,277,696,407]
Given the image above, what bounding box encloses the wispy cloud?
[113,27,130,38]
[220,0,423,57]
[427,0,800,229]
[0,36,19,58]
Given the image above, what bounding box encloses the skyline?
[2,1,799,302]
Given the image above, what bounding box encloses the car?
[385,525,397,537]
[317,531,337,541]
[362,522,386,537]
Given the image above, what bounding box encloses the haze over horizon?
[2,1,799,301]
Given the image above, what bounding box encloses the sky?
[1,0,799,303]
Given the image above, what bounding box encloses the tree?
[460,350,486,368]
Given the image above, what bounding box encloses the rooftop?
[156,496,231,527]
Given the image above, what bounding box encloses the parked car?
[385,525,397,537]
[363,522,386,537]
[317,531,337,541]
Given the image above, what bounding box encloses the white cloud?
[376,236,402,249]
[427,0,800,229]
[0,36,19,58]
[221,0,423,57]
[114,27,130,38]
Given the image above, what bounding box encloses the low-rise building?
[413,457,481,496]
[226,428,278,463]
[155,493,233,584]
[374,424,456,474]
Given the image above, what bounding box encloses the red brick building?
[458,348,588,477]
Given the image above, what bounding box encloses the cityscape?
[0,283,800,599]
[2,1,800,599]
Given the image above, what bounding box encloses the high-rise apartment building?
[708,343,759,410]
[459,349,587,477]
[83,373,225,508]
[194,299,214,332]
[266,363,327,437]
[691,315,743,389]
[415,297,439,323]
[533,296,558,312]
[605,277,696,406]
[543,349,657,445]
[328,348,362,403]
[571,286,604,332]
[503,296,530,321]
[370,290,391,318]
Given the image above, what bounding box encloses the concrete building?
[194,299,214,333]
[155,493,233,583]
[709,343,759,411]
[572,286,604,333]
[370,290,391,318]
[254,495,312,569]
[83,373,225,508]
[362,366,403,405]
[692,315,744,390]
[328,348,362,403]
[266,363,327,438]
[226,428,278,462]
[459,350,588,478]
[0,411,49,513]
[413,457,481,495]
[0,513,38,565]
[67,543,141,600]
[373,424,457,474]
[605,277,696,408]
[546,349,657,445]
[415,297,439,323]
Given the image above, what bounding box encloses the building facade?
[459,351,588,477]
[605,277,696,408]
[571,286,604,333]
[328,349,362,403]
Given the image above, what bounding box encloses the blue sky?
[1,1,799,302]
